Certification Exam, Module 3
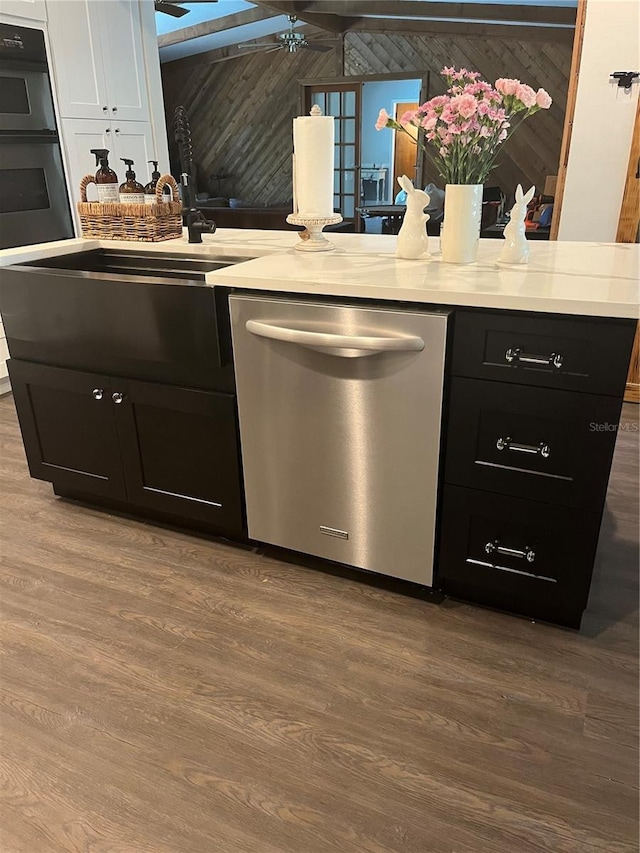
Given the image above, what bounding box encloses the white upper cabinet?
[0,0,47,22]
[47,0,149,122]
[62,117,155,216]
[100,1,149,122]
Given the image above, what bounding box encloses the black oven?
[0,22,73,249]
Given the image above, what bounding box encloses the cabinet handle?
[114,127,120,134]
[92,388,104,401]
[102,105,108,112]
[112,106,117,113]
[105,127,111,133]
[485,540,536,563]
[496,437,551,458]
[112,392,124,404]
[505,347,563,369]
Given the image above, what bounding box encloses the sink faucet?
[181,173,216,244]
[186,209,216,244]
[174,105,216,244]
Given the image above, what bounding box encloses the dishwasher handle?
[245,319,425,358]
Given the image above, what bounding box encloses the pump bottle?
[144,160,168,205]
[119,158,145,204]
[90,149,118,203]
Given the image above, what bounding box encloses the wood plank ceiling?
[160,2,575,205]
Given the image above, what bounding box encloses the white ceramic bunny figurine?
[498,184,535,265]
[396,175,430,260]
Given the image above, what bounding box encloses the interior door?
[392,101,419,196]
[8,360,126,499]
[305,83,361,231]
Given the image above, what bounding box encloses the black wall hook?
[610,71,639,90]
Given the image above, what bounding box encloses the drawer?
[438,486,601,628]
[452,310,636,396]
[445,378,622,511]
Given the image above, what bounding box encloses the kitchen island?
[0,231,637,629]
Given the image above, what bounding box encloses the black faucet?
[174,106,216,244]
[181,173,216,244]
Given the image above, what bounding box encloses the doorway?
[304,83,360,228]
[302,75,424,231]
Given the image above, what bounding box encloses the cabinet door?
[445,377,623,511]
[47,0,109,120]
[8,360,126,499]
[438,485,601,629]
[112,121,156,176]
[452,310,637,397]
[60,118,155,210]
[0,0,46,22]
[114,379,244,535]
[60,118,110,208]
[99,0,150,122]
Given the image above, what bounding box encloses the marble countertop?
[0,229,637,319]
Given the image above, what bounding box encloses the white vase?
[440,184,483,264]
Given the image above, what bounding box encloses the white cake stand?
[286,213,343,252]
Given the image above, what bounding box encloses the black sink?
[0,248,245,390]
[24,248,248,284]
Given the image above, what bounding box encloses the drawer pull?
[485,540,536,563]
[496,437,551,458]
[505,348,563,369]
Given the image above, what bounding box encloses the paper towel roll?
[293,109,334,218]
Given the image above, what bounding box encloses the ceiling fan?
[154,0,217,19]
[238,15,338,54]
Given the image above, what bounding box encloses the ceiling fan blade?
[155,1,189,17]
[302,42,333,52]
[237,42,281,51]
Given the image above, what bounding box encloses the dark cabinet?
[8,360,126,499]
[115,378,243,531]
[8,360,244,536]
[439,309,637,628]
[452,310,636,397]
[445,377,623,511]
[439,486,600,629]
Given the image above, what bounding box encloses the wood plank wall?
[345,32,571,199]
[161,49,338,205]
[161,32,572,205]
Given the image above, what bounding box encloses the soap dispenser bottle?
[119,158,145,204]
[144,160,167,205]
[90,148,118,204]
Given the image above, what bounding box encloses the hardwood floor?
[0,392,638,853]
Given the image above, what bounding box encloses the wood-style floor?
[0,393,638,853]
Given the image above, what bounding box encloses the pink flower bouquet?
[376,67,552,185]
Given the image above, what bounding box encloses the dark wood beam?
[253,0,360,34]
[351,17,575,44]
[163,43,260,67]
[158,7,279,48]
[299,2,577,27]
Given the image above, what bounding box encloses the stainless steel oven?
[0,23,55,132]
[0,22,73,249]
[0,135,74,247]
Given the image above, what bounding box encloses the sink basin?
[24,248,252,283]
[1,247,248,390]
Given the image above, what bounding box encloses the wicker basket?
[77,174,183,242]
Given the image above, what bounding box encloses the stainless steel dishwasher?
[230,295,448,586]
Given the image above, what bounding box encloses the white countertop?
[1,229,637,319]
